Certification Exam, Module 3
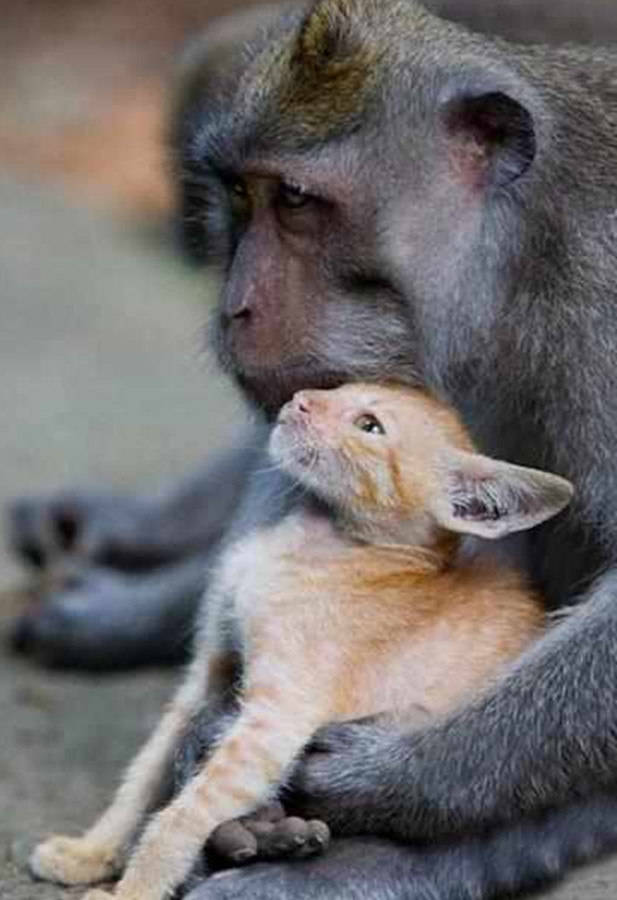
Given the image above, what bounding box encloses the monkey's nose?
[229,302,252,322]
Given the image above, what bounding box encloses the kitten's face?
[269,383,473,517]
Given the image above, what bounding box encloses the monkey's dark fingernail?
[307,821,330,849]
[230,848,256,863]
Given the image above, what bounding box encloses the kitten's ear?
[431,451,574,540]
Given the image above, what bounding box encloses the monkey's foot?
[30,835,119,886]
[7,490,158,570]
[10,558,205,670]
[209,804,330,864]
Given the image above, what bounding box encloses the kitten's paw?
[30,835,119,885]
[82,890,117,900]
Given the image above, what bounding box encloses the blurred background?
[2,2,617,898]
[0,4,254,897]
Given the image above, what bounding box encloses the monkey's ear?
[441,91,536,188]
[431,452,573,540]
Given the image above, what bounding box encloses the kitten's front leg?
[94,681,324,900]
[30,651,218,886]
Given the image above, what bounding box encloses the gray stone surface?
[0,176,615,899]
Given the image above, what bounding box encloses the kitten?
[30,383,573,900]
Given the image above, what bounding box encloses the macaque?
[12,1,617,898]
[29,383,571,900]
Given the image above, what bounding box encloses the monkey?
[10,0,617,672]
[29,382,573,900]
[155,2,617,899]
[11,1,617,899]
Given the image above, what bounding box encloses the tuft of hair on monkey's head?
[243,0,408,144]
[269,383,574,549]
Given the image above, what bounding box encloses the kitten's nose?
[291,392,312,416]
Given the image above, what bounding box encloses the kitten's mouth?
[271,413,321,471]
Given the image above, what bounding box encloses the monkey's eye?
[226,178,251,224]
[277,181,312,210]
[354,413,386,435]
[228,178,249,205]
[228,177,247,198]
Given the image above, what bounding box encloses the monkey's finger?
[245,816,330,859]
[208,821,258,864]
[300,820,331,856]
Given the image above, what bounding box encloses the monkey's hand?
[208,802,330,865]
[288,719,420,839]
[29,835,120,886]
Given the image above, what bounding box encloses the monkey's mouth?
[233,362,351,419]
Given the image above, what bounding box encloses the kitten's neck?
[334,508,460,568]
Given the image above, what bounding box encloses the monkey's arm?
[175,695,617,899]
[290,572,617,841]
[180,795,617,900]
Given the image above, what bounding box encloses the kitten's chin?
[269,422,311,477]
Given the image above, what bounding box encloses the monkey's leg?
[29,646,223,886]
[11,556,209,669]
[180,794,617,900]
[7,433,262,669]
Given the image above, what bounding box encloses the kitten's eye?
[277,181,313,210]
[354,413,386,435]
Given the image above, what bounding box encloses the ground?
[1,127,617,900]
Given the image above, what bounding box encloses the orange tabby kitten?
[30,384,573,900]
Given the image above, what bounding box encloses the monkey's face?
[179,1,538,416]
[194,162,420,417]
